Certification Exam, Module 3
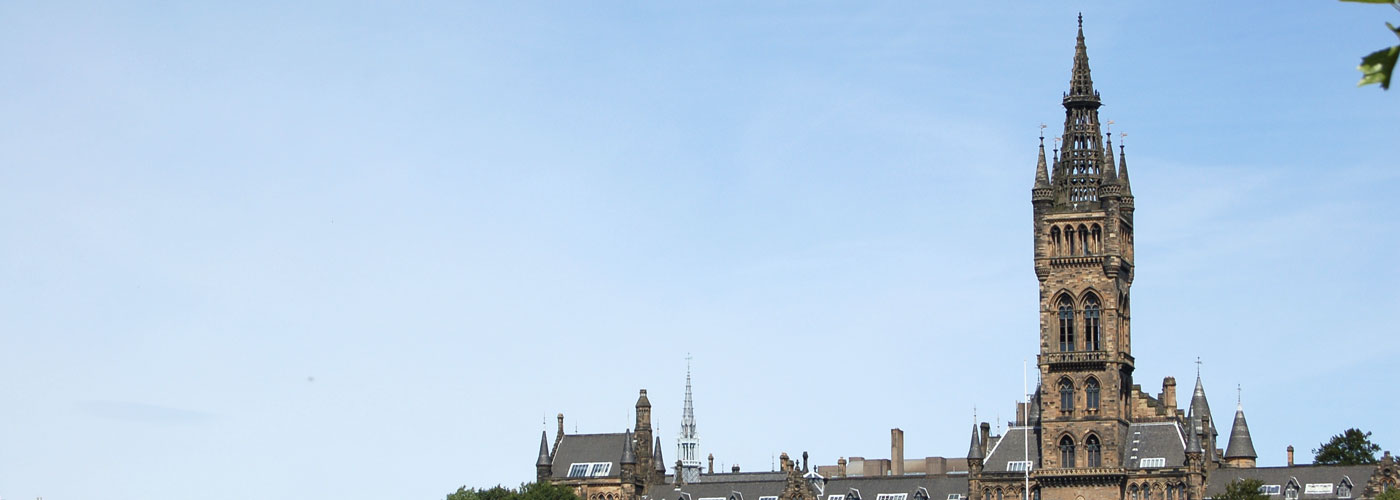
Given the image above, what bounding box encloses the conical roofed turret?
[537,430,551,466]
[967,424,984,460]
[654,437,666,472]
[621,429,637,465]
[1224,402,1258,460]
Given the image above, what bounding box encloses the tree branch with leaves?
[1342,0,1400,90]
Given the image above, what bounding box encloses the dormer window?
[1284,480,1300,500]
[1338,478,1353,499]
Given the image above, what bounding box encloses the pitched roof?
[1204,465,1375,499]
[824,475,970,500]
[982,427,1041,473]
[1125,422,1186,469]
[551,433,628,479]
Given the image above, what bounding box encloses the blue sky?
[0,2,1396,499]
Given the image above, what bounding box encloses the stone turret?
[536,430,552,482]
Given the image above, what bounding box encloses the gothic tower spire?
[1054,12,1107,209]
[1031,16,1136,477]
[678,356,703,483]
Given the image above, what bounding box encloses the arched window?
[1130,485,1139,500]
[1085,377,1100,411]
[1086,434,1101,467]
[1059,435,1076,467]
[1059,378,1074,413]
[1167,485,1175,500]
[1066,226,1076,255]
[1078,225,1089,255]
[1058,295,1076,351]
[984,489,991,500]
[1091,224,1102,253]
[997,489,1003,500]
[1050,226,1062,256]
[1084,295,1101,350]
[1032,489,1040,500]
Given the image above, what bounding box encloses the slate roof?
[552,433,628,479]
[822,475,970,500]
[1205,465,1375,500]
[1223,406,1257,459]
[647,478,785,500]
[1125,422,1186,469]
[982,427,1041,473]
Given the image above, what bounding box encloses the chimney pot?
[733,464,740,473]
[1287,445,1295,466]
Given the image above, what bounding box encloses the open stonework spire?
[678,357,703,483]
[1069,13,1096,98]
[1053,14,1107,209]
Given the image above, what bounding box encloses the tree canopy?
[1313,428,1382,465]
[447,482,582,500]
[1216,479,1269,500]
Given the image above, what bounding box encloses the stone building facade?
[530,16,1396,500]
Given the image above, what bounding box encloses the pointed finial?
[1196,357,1202,377]
[1237,384,1242,409]
[1078,12,1083,28]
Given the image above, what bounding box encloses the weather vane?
[1105,120,1114,135]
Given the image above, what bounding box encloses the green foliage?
[1217,479,1269,500]
[1341,0,1400,89]
[1376,489,1400,500]
[447,483,581,500]
[1313,428,1382,465]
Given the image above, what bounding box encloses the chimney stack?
[1287,446,1295,466]
[980,422,991,456]
[1163,377,1178,410]
[733,464,740,473]
[837,457,847,477]
[891,429,905,475]
[708,453,715,474]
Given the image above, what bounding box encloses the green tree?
[1376,489,1400,500]
[448,487,482,500]
[1313,428,1382,465]
[1216,479,1269,500]
[520,481,581,500]
[446,483,579,500]
[1341,0,1400,90]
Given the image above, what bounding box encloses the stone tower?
[678,358,703,483]
[635,390,655,490]
[1032,11,1136,483]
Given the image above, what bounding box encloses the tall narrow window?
[1085,377,1100,410]
[1084,295,1101,350]
[1091,224,1102,254]
[1130,486,1139,500]
[1059,436,1076,468]
[1078,225,1089,255]
[1066,226,1076,255]
[1086,435,1101,467]
[1059,378,1074,413]
[1051,227,1062,256]
[1058,296,1076,351]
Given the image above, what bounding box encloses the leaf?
[1358,45,1400,89]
